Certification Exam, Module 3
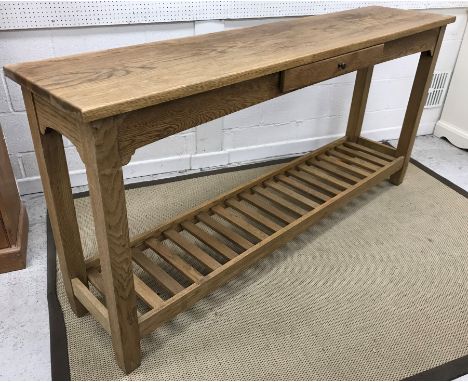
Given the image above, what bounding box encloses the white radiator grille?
[425,71,450,108]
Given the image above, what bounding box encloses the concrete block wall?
[1,8,466,195]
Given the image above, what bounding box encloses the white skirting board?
[434,121,468,149]
[434,9,468,149]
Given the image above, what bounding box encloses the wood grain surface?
[0,125,21,246]
[23,89,88,315]
[81,118,141,372]
[391,27,446,185]
[136,139,405,336]
[4,6,454,122]
[345,66,374,142]
[9,6,454,373]
[281,44,382,93]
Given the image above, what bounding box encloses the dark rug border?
[47,215,72,381]
[47,156,468,381]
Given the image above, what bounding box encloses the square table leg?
[81,118,141,373]
[23,89,88,316]
[390,26,446,185]
[345,66,374,142]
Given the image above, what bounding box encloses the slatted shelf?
[225,199,282,233]
[197,212,254,250]
[83,137,404,336]
[132,249,185,296]
[212,205,270,240]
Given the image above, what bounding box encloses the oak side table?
[4,6,454,373]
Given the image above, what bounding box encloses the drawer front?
[281,44,384,93]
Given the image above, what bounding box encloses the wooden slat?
[146,238,204,283]
[132,249,184,296]
[197,212,254,251]
[72,278,110,333]
[265,180,320,208]
[132,275,164,308]
[181,221,238,260]
[358,137,398,158]
[309,160,361,183]
[240,192,295,224]
[87,268,147,318]
[164,229,221,271]
[276,174,331,202]
[318,154,371,178]
[138,156,405,336]
[328,149,380,172]
[297,164,350,190]
[287,169,342,195]
[335,145,388,166]
[85,256,101,270]
[344,141,394,162]
[88,264,164,309]
[252,186,309,216]
[87,268,136,315]
[211,205,268,241]
[86,268,108,311]
[88,267,105,292]
[225,199,283,232]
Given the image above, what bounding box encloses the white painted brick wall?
[0,112,34,153]
[0,8,466,195]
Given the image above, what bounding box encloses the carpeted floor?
[55,162,468,380]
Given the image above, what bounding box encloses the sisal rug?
[51,162,468,380]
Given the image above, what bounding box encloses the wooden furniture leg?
[81,119,141,373]
[390,27,446,185]
[346,66,374,142]
[0,123,29,274]
[22,89,88,316]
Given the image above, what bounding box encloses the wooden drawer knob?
[337,62,347,70]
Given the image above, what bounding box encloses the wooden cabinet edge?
[0,204,28,274]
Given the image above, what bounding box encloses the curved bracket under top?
[33,94,87,164]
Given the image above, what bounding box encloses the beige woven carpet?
[58,163,468,380]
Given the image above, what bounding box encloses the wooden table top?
[4,6,454,122]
